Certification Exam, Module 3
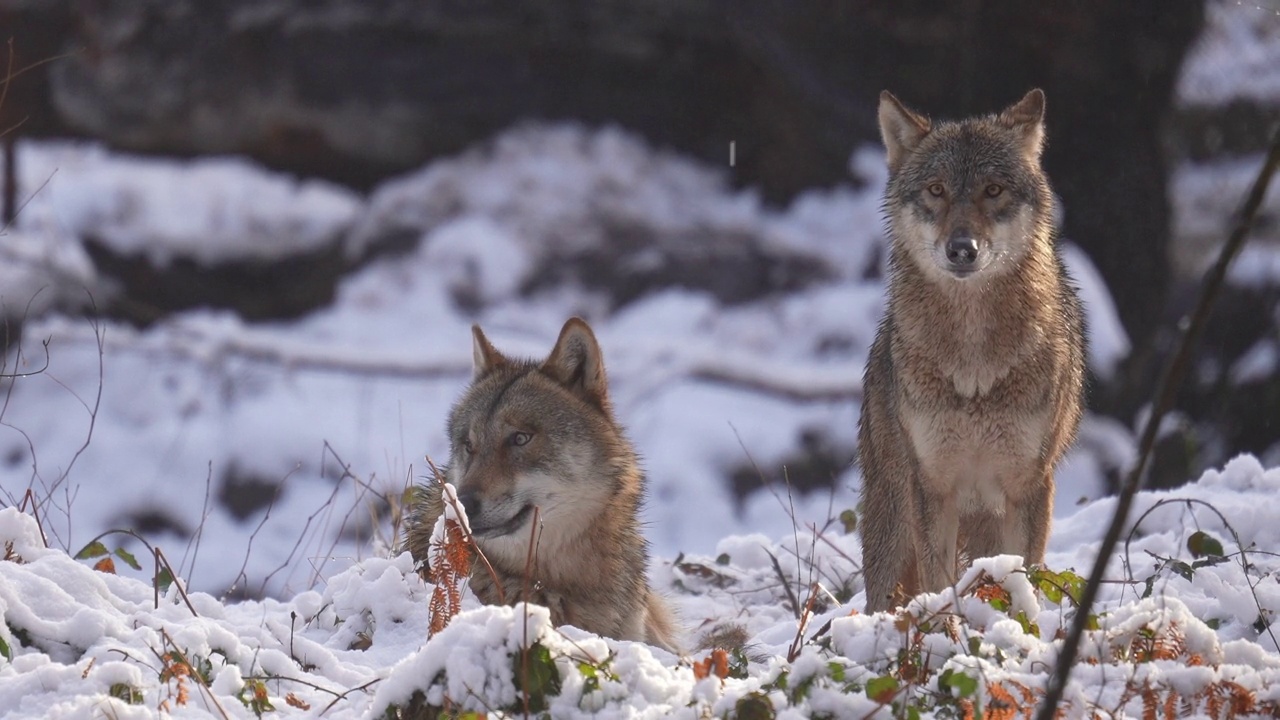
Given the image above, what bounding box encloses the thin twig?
[155,547,199,618]
[765,549,801,620]
[243,673,345,699]
[17,488,48,547]
[318,678,381,716]
[1036,127,1280,720]
[180,462,215,587]
[519,505,543,719]
[0,336,50,378]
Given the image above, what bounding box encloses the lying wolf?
[406,317,680,652]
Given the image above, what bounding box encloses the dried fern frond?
[427,480,473,638]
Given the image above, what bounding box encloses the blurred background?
[0,0,1277,598]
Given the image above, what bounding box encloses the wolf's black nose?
[457,489,481,520]
[946,236,979,266]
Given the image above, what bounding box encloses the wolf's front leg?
[1005,473,1054,567]
[860,474,915,613]
[913,487,960,595]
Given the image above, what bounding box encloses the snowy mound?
[16,141,361,267]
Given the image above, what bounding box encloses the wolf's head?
[444,317,636,568]
[878,89,1055,283]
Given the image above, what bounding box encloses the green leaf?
[826,661,846,683]
[1040,581,1063,604]
[1187,531,1225,559]
[578,661,601,694]
[839,509,858,534]
[968,636,983,655]
[1029,566,1086,606]
[513,643,562,713]
[1206,618,1221,630]
[108,683,143,704]
[1014,611,1040,638]
[789,673,817,702]
[715,553,731,566]
[114,547,142,571]
[940,668,978,698]
[192,655,214,684]
[865,674,899,704]
[0,634,11,661]
[75,541,109,560]
[156,566,175,593]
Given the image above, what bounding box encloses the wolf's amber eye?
[985,183,1003,198]
[926,183,945,198]
[511,431,533,447]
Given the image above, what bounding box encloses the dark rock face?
[218,465,281,523]
[82,236,349,326]
[6,0,1204,349]
[524,222,832,311]
[35,0,789,192]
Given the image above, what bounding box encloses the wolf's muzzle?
[945,235,979,276]
[458,488,481,520]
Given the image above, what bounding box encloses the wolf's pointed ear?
[878,91,931,172]
[542,317,609,410]
[999,89,1046,160]
[471,325,508,379]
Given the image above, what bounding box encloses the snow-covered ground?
[3,456,1279,717]
[0,0,1278,715]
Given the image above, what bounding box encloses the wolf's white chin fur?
[474,470,612,568]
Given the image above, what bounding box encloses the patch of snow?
[1231,337,1279,384]
[1062,242,1131,378]
[1171,153,1280,283]
[0,230,97,319]
[1177,0,1280,106]
[14,139,362,267]
[1228,244,1280,288]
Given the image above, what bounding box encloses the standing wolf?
[859,89,1086,613]
[405,318,680,652]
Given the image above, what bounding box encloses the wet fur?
[860,90,1086,613]
[404,318,680,651]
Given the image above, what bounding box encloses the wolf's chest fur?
[893,276,1058,508]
